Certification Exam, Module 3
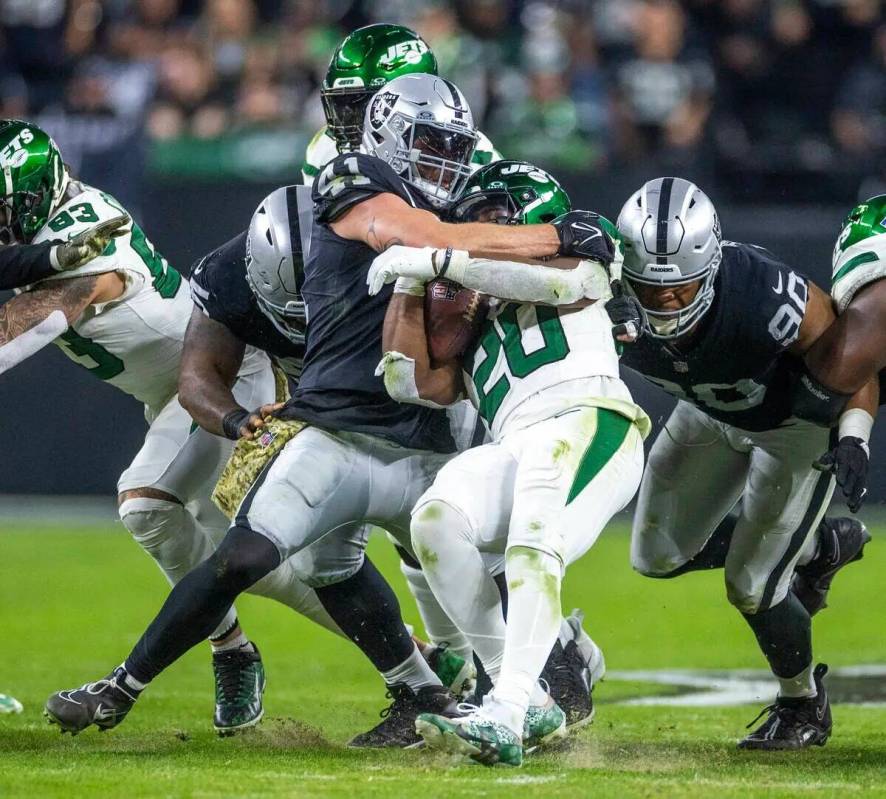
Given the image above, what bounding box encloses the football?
[424,278,489,363]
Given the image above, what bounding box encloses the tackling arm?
[179,308,274,440]
[378,284,465,408]
[0,274,112,375]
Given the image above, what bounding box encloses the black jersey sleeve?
[188,231,252,326]
[0,241,55,290]
[312,152,419,224]
[726,242,810,353]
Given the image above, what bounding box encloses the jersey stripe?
[566,409,632,505]
[833,250,878,283]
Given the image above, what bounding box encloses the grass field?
[1,518,885,797]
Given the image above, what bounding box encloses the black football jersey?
[189,231,306,381]
[621,242,810,432]
[282,153,456,453]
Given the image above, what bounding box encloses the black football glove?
[552,211,615,265]
[605,281,646,343]
[813,436,869,513]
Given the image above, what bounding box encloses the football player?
[604,177,877,750]
[301,23,500,185]
[370,160,645,766]
[801,196,886,507]
[0,119,360,736]
[302,22,501,674]
[181,187,475,745]
[46,74,613,745]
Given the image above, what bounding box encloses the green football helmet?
[834,195,886,261]
[0,119,68,243]
[321,23,438,152]
[449,160,571,225]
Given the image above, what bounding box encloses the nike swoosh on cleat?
[92,705,116,723]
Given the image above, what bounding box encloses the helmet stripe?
[656,177,674,263]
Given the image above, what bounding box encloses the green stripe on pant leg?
[566,409,632,505]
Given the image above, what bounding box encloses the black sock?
[657,514,737,578]
[742,592,812,680]
[315,557,414,672]
[126,525,280,683]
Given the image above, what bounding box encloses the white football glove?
[367,246,441,295]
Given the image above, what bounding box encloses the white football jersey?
[300,125,502,185]
[464,299,651,441]
[31,182,263,411]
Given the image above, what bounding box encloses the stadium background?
[0,0,884,498]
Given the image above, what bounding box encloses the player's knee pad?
[411,498,475,561]
[119,497,209,581]
[724,573,765,615]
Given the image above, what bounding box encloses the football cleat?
[541,609,605,727]
[213,644,266,736]
[425,643,476,700]
[738,663,832,751]
[348,683,459,749]
[0,694,23,714]
[793,518,870,616]
[523,698,567,752]
[417,702,523,767]
[44,667,139,734]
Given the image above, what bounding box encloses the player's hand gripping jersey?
[465,298,650,442]
[287,152,457,452]
[620,242,810,431]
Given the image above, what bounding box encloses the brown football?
[424,278,489,363]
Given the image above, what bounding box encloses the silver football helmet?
[245,186,306,344]
[617,177,722,339]
[361,73,478,208]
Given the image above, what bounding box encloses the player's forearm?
[0,242,55,290]
[380,292,462,407]
[429,221,560,261]
[179,367,243,437]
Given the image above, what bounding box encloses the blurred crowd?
[0,0,883,203]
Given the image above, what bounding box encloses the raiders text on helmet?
[617,177,722,339]
[361,73,478,208]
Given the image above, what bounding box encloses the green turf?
[1,520,885,797]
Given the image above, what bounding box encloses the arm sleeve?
[0,242,56,290]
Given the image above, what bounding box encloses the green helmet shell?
[449,160,572,226]
[321,24,438,152]
[834,195,886,258]
[0,120,67,243]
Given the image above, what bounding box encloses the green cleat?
[0,694,23,715]
[212,644,265,736]
[416,708,523,767]
[523,699,567,752]
[425,644,476,700]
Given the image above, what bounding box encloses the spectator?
[611,0,715,163]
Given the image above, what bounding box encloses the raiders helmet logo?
[369,92,399,131]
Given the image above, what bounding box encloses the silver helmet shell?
[617,177,722,339]
[245,186,306,344]
[361,73,478,208]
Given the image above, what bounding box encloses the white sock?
[411,501,507,682]
[120,664,147,692]
[778,663,816,699]
[400,560,474,663]
[492,546,563,725]
[481,696,524,736]
[210,626,252,653]
[381,643,441,691]
[529,680,549,706]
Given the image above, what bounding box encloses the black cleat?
[213,644,265,736]
[540,610,605,728]
[347,683,459,749]
[793,518,871,616]
[738,663,832,750]
[44,667,139,735]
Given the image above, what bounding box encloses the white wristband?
[433,248,470,284]
[838,408,874,443]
